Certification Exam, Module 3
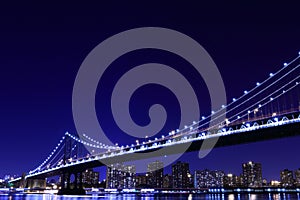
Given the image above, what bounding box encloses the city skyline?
[0,1,300,187]
[3,159,300,190]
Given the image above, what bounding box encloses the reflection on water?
[0,193,300,200]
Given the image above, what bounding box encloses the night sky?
[0,2,300,181]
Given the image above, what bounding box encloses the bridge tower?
[58,133,85,195]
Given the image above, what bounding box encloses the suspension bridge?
[9,52,300,194]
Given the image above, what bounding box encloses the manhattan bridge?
[9,53,300,194]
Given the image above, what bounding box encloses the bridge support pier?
[58,171,85,195]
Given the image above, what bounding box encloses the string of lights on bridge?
[23,51,300,178]
[29,135,66,174]
[65,132,118,150]
[190,67,300,133]
[165,53,300,137]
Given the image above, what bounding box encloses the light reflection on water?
[0,193,300,200]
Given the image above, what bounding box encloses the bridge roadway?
[16,112,300,181]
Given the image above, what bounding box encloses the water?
[1,193,300,200]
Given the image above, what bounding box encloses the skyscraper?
[106,163,136,189]
[123,165,136,189]
[147,160,164,188]
[82,168,99,187]
[106,163,124,189]
[280,169,294,187]
[135,174,147,188]
[163,174,173,188]
[172,161,190,188]
[295,169,300,187]
[194,169,225,188]
[242,161,262,187]
[223,173,243,187]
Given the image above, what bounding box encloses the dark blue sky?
[0,2,299,181]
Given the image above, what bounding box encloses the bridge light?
[202,116,206,120]
[244,90,248,94]
[270,97,274,101]
[232,98,236,102]
[162,135,164,138]
[184,125,188,129]
[225,118,230,125]
[190,127,193,130]
[248,110,251,114]
[269,73,274,77]
[256,82,260,86]
[221,105,225,108]
[211,110,215,114]
[193,121,196,124]
[237,116,240,119]
[258,104,262,108]
[283,62,288,67]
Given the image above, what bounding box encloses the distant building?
[163,174,173,188]
[123,165,136,189]
[172,161,190,188]
[223,173,243,187]
[194,169,224,188]
[106,163,136,189]
[82,168,99,187]
[147,160,164,188]
[294,169,300,187]
[242,161,262,187]
[106,163,124,189]
[270,180,281,187]
[280,169,294,187]
[136,174,148,188]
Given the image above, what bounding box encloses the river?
[0,193,300,200]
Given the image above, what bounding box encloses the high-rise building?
[194,169,225,188]
[242,161,262,187]
[135,174,148,188]
[106,163,136,189]
[163,174,173,188]
[147,160,164,188]
[172,161,190,188]
[223,173,243,187]
[280,169,294,187]
[123,165,136,189]
[82,168,99,187]
[294,169,300,187]
[106,163,124,189]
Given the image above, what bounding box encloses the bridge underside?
[28,121,300,180]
